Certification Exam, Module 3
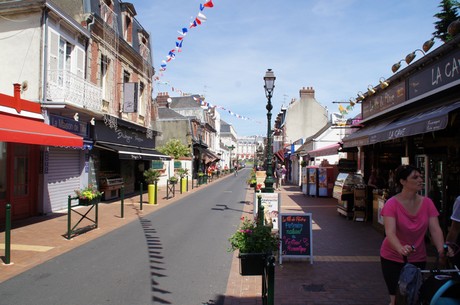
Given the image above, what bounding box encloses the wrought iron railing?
[47,70,102,112]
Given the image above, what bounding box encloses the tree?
[433,0,459,42]
[157,139,190,159]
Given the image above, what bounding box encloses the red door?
[2,143,39,221]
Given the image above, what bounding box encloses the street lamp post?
[227,144,235,170]
[263,69,276,193]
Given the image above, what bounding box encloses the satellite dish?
[21,80,28,92]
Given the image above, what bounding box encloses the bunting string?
[157,0,214,74]
[153,0,261,124]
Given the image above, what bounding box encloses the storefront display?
[333,173,364,219]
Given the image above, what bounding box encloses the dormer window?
[100,0,115,29]
[123,15,132,44]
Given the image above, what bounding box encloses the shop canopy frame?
[95,142,171,161]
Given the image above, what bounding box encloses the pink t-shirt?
[380,196,439,263]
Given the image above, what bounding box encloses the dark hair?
[394,165,421,186]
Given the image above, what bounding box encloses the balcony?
[47,70,102,112]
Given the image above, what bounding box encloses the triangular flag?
[203,0,214,8]
[197,12,207,22]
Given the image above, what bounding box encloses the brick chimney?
[299,87,315,99]
[156,92,171,108]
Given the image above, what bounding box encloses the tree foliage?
[433,0,459,42]
[157,138,190,159]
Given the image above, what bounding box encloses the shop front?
[342,37,460,234]
[93,115,168,199]
[0,85,83,221]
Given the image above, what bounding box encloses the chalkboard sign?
[279,213,313,264]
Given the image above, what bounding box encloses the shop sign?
[49,114,89,138]
[408,48,460,100]
[362,82,405,119]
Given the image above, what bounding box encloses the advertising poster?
[253,193,280,230]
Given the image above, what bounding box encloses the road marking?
[0,244,54,252]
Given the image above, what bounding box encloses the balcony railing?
[47,70,102,112]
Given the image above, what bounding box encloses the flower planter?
[238,253,266,276]
[79,197,101,206]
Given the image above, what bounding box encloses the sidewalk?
[224,184,390,305]
[1,175,391,305]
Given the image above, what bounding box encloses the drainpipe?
[41,8,49,105]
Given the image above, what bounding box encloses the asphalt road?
[0,169,251,305]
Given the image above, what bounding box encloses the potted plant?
[197,171,205,185]
[177,168,189,178]
[144,168,162,204]
[246,170,257,187]
[228,216,279,276]
[75,184,103,206]
[177,168,189,193]
[168,176,178,185]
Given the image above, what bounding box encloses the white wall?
[0,12,42,101]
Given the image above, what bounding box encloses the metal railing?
[47,70,102,112]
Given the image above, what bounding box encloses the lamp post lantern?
[263,69,275,193]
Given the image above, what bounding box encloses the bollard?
[67,195,72,240]
[267,255,275,305]
[120,186,124,218]
[154,181,158,204]
[139,182,143,210]
[4,203,11,264]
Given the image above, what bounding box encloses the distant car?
[239,163,245,168]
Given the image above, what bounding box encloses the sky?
[128,0,441,137]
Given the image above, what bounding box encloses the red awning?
[308,143,340,158]
[0,113,83,147]
[275,149,284,161]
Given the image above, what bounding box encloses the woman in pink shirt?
[380,165,445,305]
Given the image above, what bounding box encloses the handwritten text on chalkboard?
[279,213,313,263]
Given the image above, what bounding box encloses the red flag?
[204,0,214,8]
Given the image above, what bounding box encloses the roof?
[157,107,187,120]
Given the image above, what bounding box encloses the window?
[138,81,144,115]
[123,16,132,44]
[13,144,29,196]
[100,54,111,101]
[48,28,84,86]
[101,0,115,28]
[57,38,73,86]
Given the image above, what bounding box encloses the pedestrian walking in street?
[379,164,445,305]
[275,164,283,190]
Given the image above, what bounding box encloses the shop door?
[428,156,448,233]
[9,143,39,220]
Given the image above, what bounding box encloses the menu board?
[279,213,313,264]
